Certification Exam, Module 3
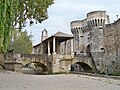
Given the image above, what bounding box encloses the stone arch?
[71,62,93,73]
[23,61,48,74]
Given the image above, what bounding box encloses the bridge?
[2,52,97,74]
[3,53,74,74]
[71,54,97,73]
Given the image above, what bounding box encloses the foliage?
[8,30,32,54]
[0,0,54,52]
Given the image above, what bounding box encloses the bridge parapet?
[21,54,49,64]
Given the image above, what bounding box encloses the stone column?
[48,40,51,55]
[64,41,67,54]
[53,37,56,54]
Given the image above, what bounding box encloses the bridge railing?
[21,54,49,63]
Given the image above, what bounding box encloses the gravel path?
[0,72,120,90]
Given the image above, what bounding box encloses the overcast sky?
[24,0,120,45]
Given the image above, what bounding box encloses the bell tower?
[41,29,48,42]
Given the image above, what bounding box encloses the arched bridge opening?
[71,62,93,73]
[22,61,48,74]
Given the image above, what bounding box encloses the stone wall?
[90,19,120,74]
[103,19,120,73]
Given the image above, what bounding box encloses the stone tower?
[87,10,109,29]
[70,10,110,55]
[71,20,85,54]
[41,29,48,42]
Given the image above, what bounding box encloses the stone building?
[31,10,120,74]
[71,10,109,54]
[70,10,120,74]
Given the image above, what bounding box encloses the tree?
[8,30,32,54]
[0,0,54,52]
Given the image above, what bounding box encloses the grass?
[108,72,120,76]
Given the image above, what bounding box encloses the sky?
[24,0,120,45]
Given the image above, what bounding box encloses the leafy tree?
[8,30,32,54]
[0,0,54,52]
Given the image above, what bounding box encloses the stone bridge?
[21,54,52,73]
[72,54,97,73]
[3,53,74,73]
[2,53,97,73]
[3,53,52,73]
[21,54,74,73]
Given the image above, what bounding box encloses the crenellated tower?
[87,10,109,29]
[71,20,85,54]
[70,10,110,55]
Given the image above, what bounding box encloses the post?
[64,41,67,54]
[53,37,56,54]
[48,40,51,55]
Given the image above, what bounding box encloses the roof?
[52,31,74,38]
[34,31,74,48]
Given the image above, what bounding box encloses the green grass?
[108,72,120,76]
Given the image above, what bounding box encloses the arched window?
[92,20,94,25]
[95,19,97,26]
[76,27,78,30]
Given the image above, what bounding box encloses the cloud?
[25,0,120,45]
